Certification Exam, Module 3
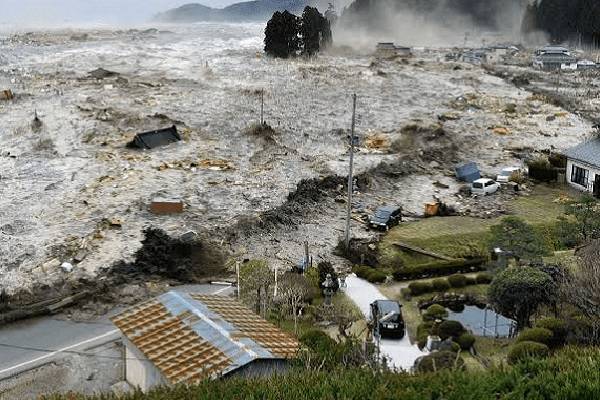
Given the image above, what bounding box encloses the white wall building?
[564,138,600,197]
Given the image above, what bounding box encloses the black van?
[370,300,405,339]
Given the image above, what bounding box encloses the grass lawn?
[379,184,575,269]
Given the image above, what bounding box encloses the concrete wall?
[124,339,168,393]
[566,159,600,193]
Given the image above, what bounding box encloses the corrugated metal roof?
[563,138,600,167]
[111,291,299,385]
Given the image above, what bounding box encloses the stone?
[61,262,74,273]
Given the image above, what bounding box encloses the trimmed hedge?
[456,333,476,350]
[438,320,466,340]
[432,278,451,291]
[465,276,477,285]
[415,350,465,373]
[408,281,434,296]
[448,274,468,288]
[517,328,554,347]
[423,304,448,321]
[475,272,493,284]
[393,258,485,281]
[535,317,568,348]
[507,341,549,364]
[352,265,387,283]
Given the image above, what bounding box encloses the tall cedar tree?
[300,6,332,56]
[264,10,301,58]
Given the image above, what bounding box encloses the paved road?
[344,275,426,371]
[0,283,232,379]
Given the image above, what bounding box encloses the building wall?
[227,359,290,379]
[566,159,600,193]
[124,339,168,393]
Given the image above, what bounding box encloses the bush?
[526,157,558,182]
[465,276,477,285]
[366,269,387,283]
[432,278,451,291]
[438,320,465,340]
[456,333,476,350]
[352,265,371,280]
[423,304,448,321]
[400,288,412,300]
[448,274,468,288]
[507,341,550,365]
[414,350,465,373]
[417,322,433,349]
[392,258,485,281]
[535,317,568,348]
[517,328,554,346]
[408,281,434,296]
[449,341,461,353]
[300,329,337,361]
[475,272,493,284]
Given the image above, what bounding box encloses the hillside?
[154,0,311,22]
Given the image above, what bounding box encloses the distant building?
[563,138,600,197]
[533,46,577,70]
[462,49,488,65]
[111,291,299,392]
[578,59,597,70]
[376,42,412,58]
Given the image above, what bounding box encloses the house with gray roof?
[563,138,600,197]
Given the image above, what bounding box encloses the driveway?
[344,275,425,371]
[0,283,232,380]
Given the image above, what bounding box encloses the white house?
[111,291,299,392]
[563,138,600,197]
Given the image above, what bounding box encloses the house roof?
[563,138,600,167]
[111,291,299,385]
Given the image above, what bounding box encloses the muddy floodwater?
[0,23,592,295]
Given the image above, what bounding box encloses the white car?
[471,178,500,195]
[496,167,522,183]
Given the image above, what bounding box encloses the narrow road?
[344,275,425,371]
[0,283,232,380]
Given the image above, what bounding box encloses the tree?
[489,266,557,331]
[563,239,600,343]
[563,194,600,243]
[300,6,332,56]
[239,259,274,317]
[279,273,315,334]
[264,11,301,58]
[489,216,547,263]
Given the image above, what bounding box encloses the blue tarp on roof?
[455,162,481,183]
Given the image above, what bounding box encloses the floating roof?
[128,125,181,150]
[111,291,299,385]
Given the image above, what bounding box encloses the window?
[473,182,483,189]
[571,164,589,187]
[485,181,496,187]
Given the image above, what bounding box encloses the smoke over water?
[334,0,528,49]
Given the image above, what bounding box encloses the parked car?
[496,167,522,183]
[471,178,500,195]
[369,205,402,230]
[370,300,405,339]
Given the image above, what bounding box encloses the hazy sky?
[1,0,239,25]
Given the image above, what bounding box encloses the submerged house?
[563,138,600,197]
[375,42,412,58]
[111,291,299,392]
[533,46,577,70]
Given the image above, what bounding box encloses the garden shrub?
[527,157,558,182]
[415,350,465,373]
[449,341,461,353]
[400,288,412,300]
[535,317,568,348]
[366,269,387,283]
[423,304,448,321]
[438,320,465,340]
[392,258,485,280]
[475,272,493,284]
[432,278,451,291]
[517,327,554,347]
[456,333,476,350]
[465,276,477,285]
[408,281,433,296]
[507,341,549,364]
[448,274,468,288]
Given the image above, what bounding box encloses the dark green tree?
[489,266,558,330]
[264,10,301,58]
[489,216,548,263]
[564,194,600,242]
[300,6,332,56]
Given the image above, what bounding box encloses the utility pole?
[236,261,241,300]
[344,94,357,252]
[274,265,278,297]
[260,89,264,125]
